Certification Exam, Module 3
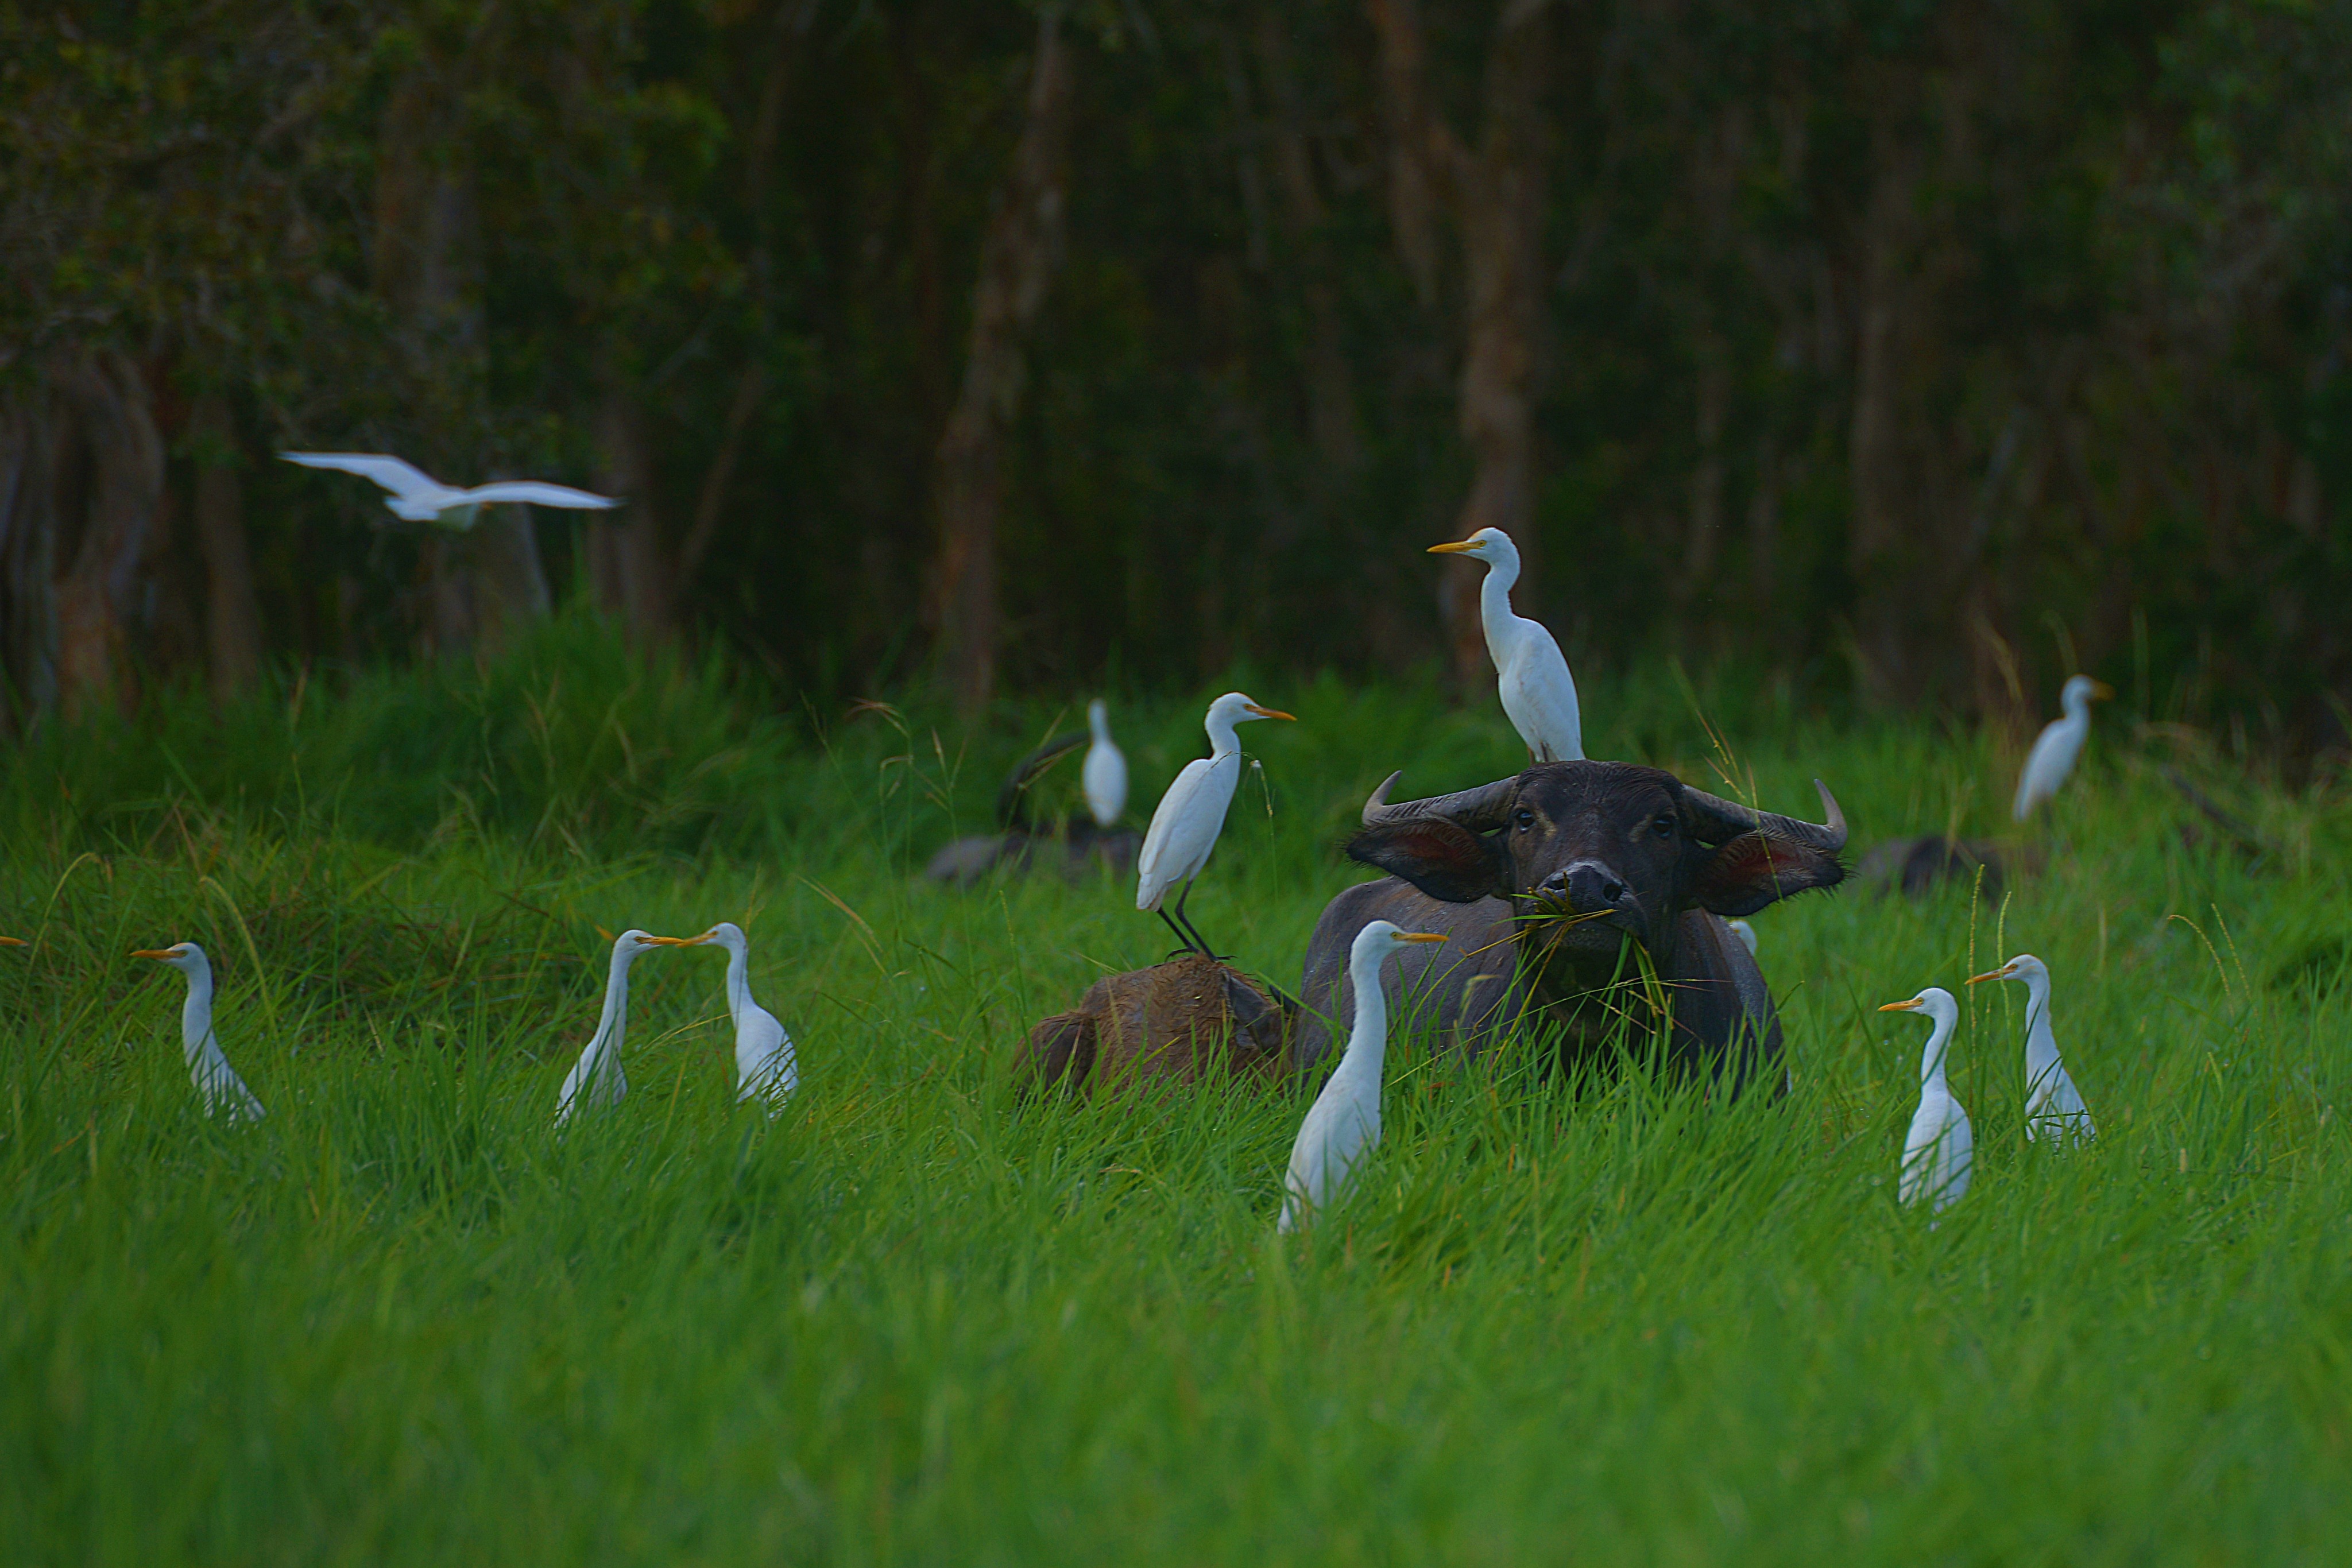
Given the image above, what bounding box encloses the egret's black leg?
[1172,880,1223,960]
[1156,907,1198,955]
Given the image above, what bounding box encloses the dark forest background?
[5,0,2350,752]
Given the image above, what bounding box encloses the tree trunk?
[591,393,672,645]
[50,351,165,719]
[933,10,1074,716]
[0,395,60,733]
[1368,0,1552,686]
[1258,12,1365,483]
[187,396,264,696]
[1846,139,1915,704]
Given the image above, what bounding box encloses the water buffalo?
[1294,761,1847,1089]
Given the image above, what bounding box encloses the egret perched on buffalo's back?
[1136,691,1295,955]
[1280,920,1446,1233]
[1881,986,1971,1213]
[1726,918,1759,957]
[2013,674,2113,820]
[651,923,796,1112]
[1426,526,1583,762]
[130,943,267,1124]
[281,452,618,530]
[554,929,664,1126]
[1968,952,2095,1144]
[1082,699,1127,827]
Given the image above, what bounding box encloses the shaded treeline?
[3,0,2348,748]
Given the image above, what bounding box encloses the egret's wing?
[2013,717,2083,819]
[736,1008,797,1105]
[461,481,620,510]
[1499,618,1584,761]
[1083,740,1128,826]
[280,452,441,499]
[1136,758,1214,904]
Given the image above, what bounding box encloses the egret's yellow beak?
[0,936,25,947]
[1426,540,1480,555]
[1964,965,2014,985]
[1398,932,1448,944]
[1878,998,1923,1013]
[2091,680,2117,700]
[644,932,716,947]
[1244,705,1296,721]
[130,948,177,961]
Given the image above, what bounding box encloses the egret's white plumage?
[656,923,796,1112]
[1136,691,1294,954]
[1968,952,2095,1144]
[555,930,660,1126]
[131,943,266,1124]
[1726,918,1759,957]
[1081,699,1128,828]
[2012,674,2113,820]
[1426,526,1583,762]
[1279,920,1445,1233]
[1881,987,1971,1213]
[280,452,618,529]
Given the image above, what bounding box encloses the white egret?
[1425,526,1583,762]
[2012,674,2114,820]
[1279,920,1446,1233]
[651,923,796,1112]
[1082,699,1128,827]
[554,929,663,1127]
[1136,691,1295,955]
[1967,953,2095,1144]
[280,452,618,529]
[130,943,267,1124]
[1726,918,1759,957]
[1881,987,1971,1213]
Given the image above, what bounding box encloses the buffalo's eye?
[1514,808,1535,831]
[1651,814,1676,838]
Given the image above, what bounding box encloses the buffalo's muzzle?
[1544,860,1633,917]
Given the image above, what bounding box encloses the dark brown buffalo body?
[1294,761,1847,1088]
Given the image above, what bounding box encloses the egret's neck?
[1336,948,1392,1086]
[590,950,636,1054]
[1920,1017,1954,1089]
[1090,707,1111,743]
[1205,708,1244,759]
[2062,687,2091,722]
[724,943,753,1021]
[179,967,217,1063]
[2021,974,2058,1066]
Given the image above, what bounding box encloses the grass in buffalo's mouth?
[2,625,2349,1563]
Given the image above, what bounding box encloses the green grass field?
[4,617,2350,1563]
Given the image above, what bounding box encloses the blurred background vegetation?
[5,0,2349,754]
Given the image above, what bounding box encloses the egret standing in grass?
[1082,699,1127,828]
[1968,952,2095,1144]
[1136,691,1295,955]
[1881,986,1971,1213]
[131,943,267,1124]
[281,452,618,529]
[554,930,663,1127]
[1426,526,1583,762]
[2013,675,2114,820]
[652,923,796,1112]
[1280,920,1446,1233]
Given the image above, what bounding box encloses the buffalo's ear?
[1690,832,1845,917]
[1345,820,1511,904]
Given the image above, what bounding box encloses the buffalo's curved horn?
[1680,779,1848,851]
[1360,770,1521,831]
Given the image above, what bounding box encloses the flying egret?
[1726,919,1759,957]
[1967,952,2095,1144]
[130,943,267,1124]
[1279,920,1446,1233]
[1425,526,1583,762]
[280,452,618,530]
[651,923,796,1112]
[1136,691,1295,955]
[1881,987,1971,1213]
[2012,675,2114,820]
[554,929,663,1126]
[1082,699,1128,828]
